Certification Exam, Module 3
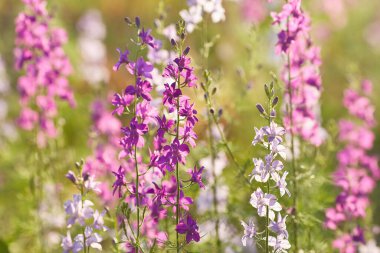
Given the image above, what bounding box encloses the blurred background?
[0,0,379,252]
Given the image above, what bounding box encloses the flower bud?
[272,96,279,107]
[124,17,132,25]
[135,17,140,28]
[183,46,190,55]
[256,103,265,115]
[66,170,77,184]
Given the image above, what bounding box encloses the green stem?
[175,47,183,253]
[265,98,272,253]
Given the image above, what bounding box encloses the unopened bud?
[256,103,265,115]
[66,170,77,184]
[183,46,190,55]
[135,17,140,28]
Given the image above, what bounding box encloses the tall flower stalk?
[325,80,379,253]
[270,0,325,250]
[242,83,291,253]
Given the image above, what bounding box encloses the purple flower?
[113,48,130,71]
[176,215,200,243]
[124,78,153,101]
[139,28,156,48]
[158,138,190,172]
[128,57,153,79]
[250,188,282,220]
[112,166,126,198]
[187,166,205,188]
[120,118,148,150]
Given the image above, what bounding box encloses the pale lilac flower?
[64,194,94,227]
[250,188,282,220]
[241,219,256,247]
[268,235,291,253]
[269,213,288,238]
[276,171,291,197]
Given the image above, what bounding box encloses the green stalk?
[265,96,272,253]
[175,47,183,253]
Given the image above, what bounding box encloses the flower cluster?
[271,0,326,146]
[77,9,109,87]
[325,80,379,253]
[242,84,291,252]
[111,19,204,251]
[180,0,225,33]
[61,163,106,252]
[111,18,167,251]
[14,0,75,147]
[150,22,203,246]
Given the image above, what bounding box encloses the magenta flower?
[159,138,190,172]
[124,78,153,101]
[120,118,148,150]
[112,93,134,115]
[175,215,200,243]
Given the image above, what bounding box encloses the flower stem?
[265,97,272,253]
[175,48,183,253]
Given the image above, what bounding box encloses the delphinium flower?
[111,17,164,252]
[270,1,325,250]
[270,0,326,146]
[61,161,106,253]
[14,0,75,148]
[325,80,379,253]
[242,83,291,253]
[77,9,109,87]
[147,20,203,252]
[83,98,123,205]
[180,0,225,33]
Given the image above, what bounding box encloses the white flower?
[241,219,256,246]
[360,240,380,253]
[250,188,282,220]
[276,171,291,197]
[252,127,265,145]
[271,138,287,160]
[162,24,179,41]
[268,235,291,252]
[93,210,108,231]
[179,6,203,33]
[84,176,101,193]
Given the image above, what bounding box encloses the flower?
[139,28,156,48]
[112,166,126,198]
[113,48,129,71]
[269,213,288,238]
[176,215,200,243]
[64,194,94,227]
[241,219,256,246]
[249,188,282,220]
[187,165,205,188]
[268,235,291,253]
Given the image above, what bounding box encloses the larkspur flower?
[15,0,75,147]
[241,219,257,246]
[250,188,282,220]
[176,215,201,243]
[325,81,379,251]
[242,86,290,251]
[187,165,205,188]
